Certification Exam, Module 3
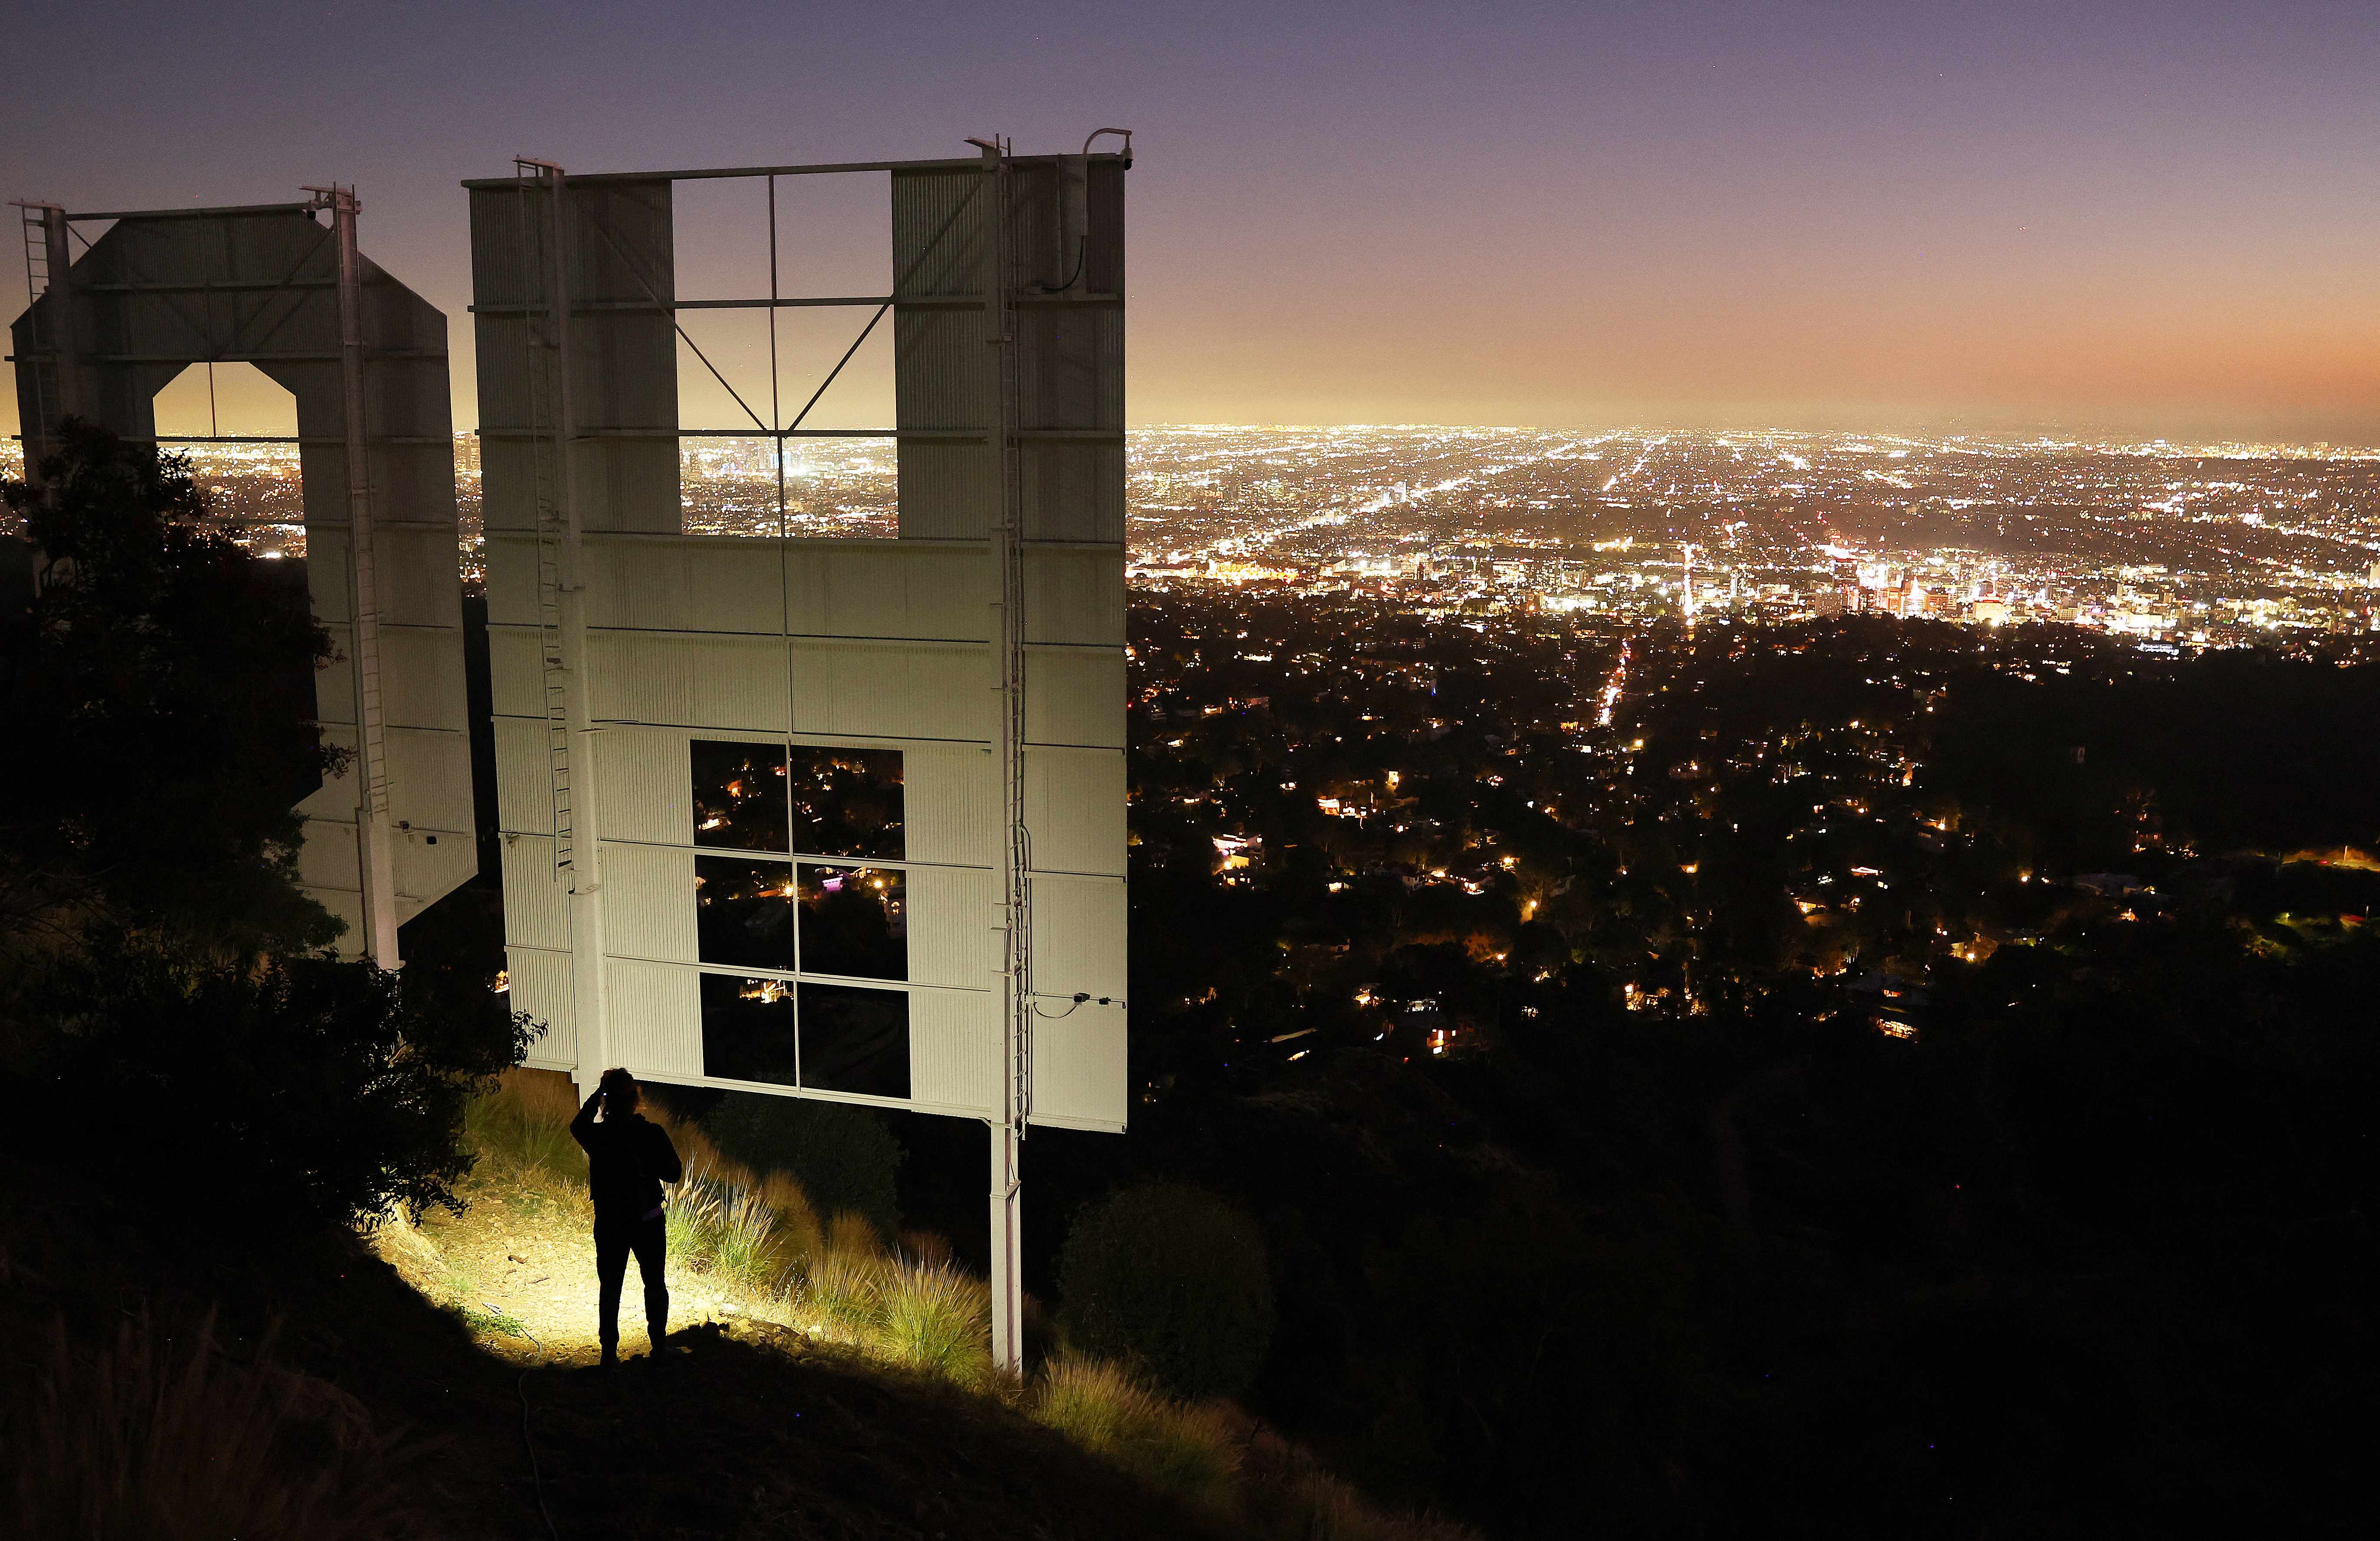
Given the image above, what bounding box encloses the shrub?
[25,937,535,1233]
[703,1092,903,1236]
[1057,1182,1277,1399]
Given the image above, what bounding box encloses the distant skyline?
[7,0,2380,442]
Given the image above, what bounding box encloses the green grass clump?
[1031,1353,1242,1512]
[876,1256,991,1386]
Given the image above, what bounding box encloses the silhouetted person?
[570,1067,682,1365]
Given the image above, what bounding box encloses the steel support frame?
[313,185,402,970]
[981,136,1033,1380]
[524,162,615,1097]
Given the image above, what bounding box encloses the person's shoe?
[599,1345,620,1368]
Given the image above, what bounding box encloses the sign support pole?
[983,134,1030,1379]
[315,184,401,970]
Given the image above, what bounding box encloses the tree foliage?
[0,423,537,1236]
[27,935,537,1232]
[0,420,342,960]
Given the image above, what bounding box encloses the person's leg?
[594,1220,630,1361]
[631,1212,669,1351]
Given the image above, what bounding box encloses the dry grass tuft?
[1030,1353,1242,1513]
[825,1208,882,1257]
[2,1307,427,1541]
[875,1257,992,1386]
[466,1068,585,1180]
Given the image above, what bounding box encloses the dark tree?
[25,934,537,1232]
[0,420,343,963]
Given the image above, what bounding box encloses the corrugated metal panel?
[484,533,540,625]
[313,628,357,725]
[375,526,467,629]
[1027,873,1128,1131]
[502,836,572,950]
[605,959,703,1077]
[585,631,790,731]
[489,625,552,718]
[297,825,362,893]
[394,831,477,906]
[903,741,1000,867]
[907,865,1000,988]
[468,184,540,313]
[307,529,353,623]
[298,725,359,819]
[581,438,683,535]
[386,728,474,831]
[894,311,992,432]
[376,628,470,731]
[896,439,995,541]
[1017,305,1119,431]
[591,727,692,845]
[1030,1004,1128,1133]
[1025,747,1128,877]
[1023,647,1126,748]
[892,170,988,299]
[1023,439,1126,545]
[585,535,782,633]
[1024,547,1125,646]
[311,887,366,957]
[788,540,992,642]
[908,987,1000,1116]
[1085,160,1126,295]
[477,436,546,533]
[508,947,577,1068]
[791,638,993,741]
[598,840,697,963]
[493,715,556,834]
[1027,872,1128,1000]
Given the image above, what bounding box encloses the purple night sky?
[7,0,2380,439]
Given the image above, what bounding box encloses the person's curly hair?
[598,1066,640,1111]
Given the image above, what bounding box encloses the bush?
[1058,1182,1276,1399]
[703,1092,902,1237]
[24,937,536,1234]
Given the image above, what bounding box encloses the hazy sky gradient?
[7,0,2380,440]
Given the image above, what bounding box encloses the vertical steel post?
[318,186,402,970]
[984,136,1031,1378]
[544,164,614,1086]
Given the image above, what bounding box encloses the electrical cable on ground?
[518,1367,561,1541]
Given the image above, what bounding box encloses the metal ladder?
[515,164,575,880]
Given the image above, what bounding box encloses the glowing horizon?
[9,2,2380,445]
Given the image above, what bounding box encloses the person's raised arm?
[571,1088,602,1151]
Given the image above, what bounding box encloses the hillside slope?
[0,1158,1234,1539]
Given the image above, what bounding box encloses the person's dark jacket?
[570,1093,684,1223]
